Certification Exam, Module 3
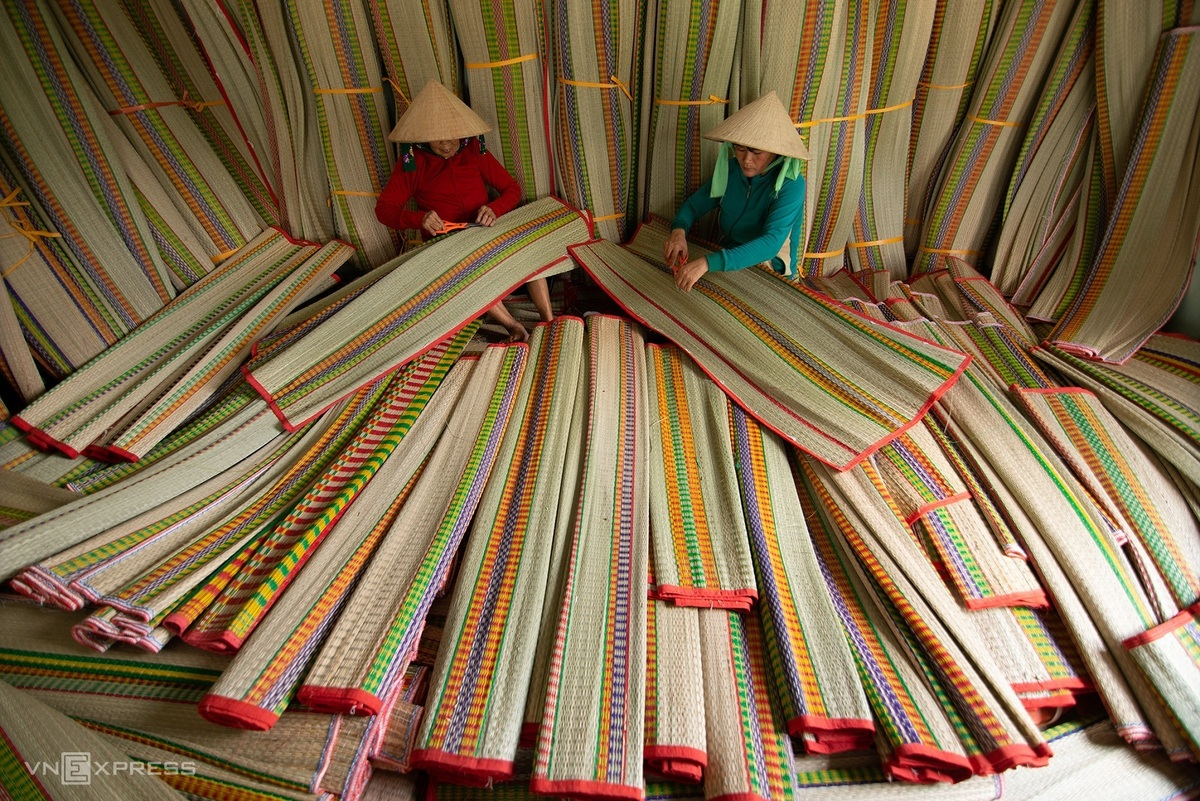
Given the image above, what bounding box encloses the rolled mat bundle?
[574,229,968,470]
[646,343,756,611]
[531,315,648,800]
[729,404,873,752]
[413,318,585,784]
[297,345,526,716]
[243,196,588,430]
[198,357,473,729]
[643,594,705,783]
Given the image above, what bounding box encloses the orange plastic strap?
[110,91,224,115]
[847,236,904,249]
[1,222,62,277]
[559,75,633,102]
[804,247,846,259]
[655,94,728,106]
[591,212,625,222]
[918,246,981,256]
[383,77,411,106]
[796,98,913,128]
[917,80,974,90]
[466,53,538,69]
[314,86,384,95]
[210,249,239,264]
[965,113,1023,128]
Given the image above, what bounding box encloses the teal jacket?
[670,156,805,275]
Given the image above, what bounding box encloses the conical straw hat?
[387,81,493,143]
[702,91,809,160]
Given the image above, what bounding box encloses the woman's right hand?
[422,210,446,237]
[664,228,689,268]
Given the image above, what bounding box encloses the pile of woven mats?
[0,207,1197,800]
[1,1,1199,800]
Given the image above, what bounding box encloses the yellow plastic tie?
[383,76,411,106]
[0,188,29,210]
[315,86,384,95]
[804,247,846,259]
[109,91,225,115]
[965,113,1023,128]
[1,221,62,277]
[847,235,904,249]
[655,94,728,106]
[591,212,625,222]
[332,190,382,198]
[796,98,914,128]
[559,75,633,102]
[209,248,239,264]
[917,80,974,91]
[918,246,981,256]
[465,53,538,69]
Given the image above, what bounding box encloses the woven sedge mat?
[1013,387,1200,609]
[0,163,116,377]
[10,436,287,611]
[798,271,878,305]
[873,424,1047,610]
[529,315,648,800]
[575,233,968,470]
[50,0,263,259]
[1048,29,1200,363]
[28,686,371,796]
[795,458,975,783]
[929,316,1054,391]
[100,240,353,461]
[903,0,998,262]
[0,679,184,800]
[697,608,798,801]
[61,418,319,624]
[245,197,587,431]
[10,228,309,458]
[549,0,638,243]
[298,345,525,716]
[198,358,474,730]
[729,405,872,751]
[0,471,79,529]
[847,0,936,280]
[177,333,472,652]
[964,605,1080,703]
[0,3,175,331]
[913,0,1077,276]
[1033,336,1200,487]
[367,0,460,116]
[0,245,45,404]
[643,596,705,785]
[287,0,399,271]
[638,0,739,224]
[520,341,590,743]
[0,397,284,584]
[448,0,552,202]
[94,392,386,643]
[646,344,755,610]
[413,319,585,783]
[933,372,1190,754]
[373,699,423,774]
[798,0,873,278]
[1122,605,1200,757]
[806,454,1051,775]
[990,0,1095,301]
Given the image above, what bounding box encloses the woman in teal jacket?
[664,91,810,291]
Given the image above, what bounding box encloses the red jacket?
[375,139,522,237]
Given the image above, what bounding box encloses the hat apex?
[387,80,492,143]
[702,91,809,160]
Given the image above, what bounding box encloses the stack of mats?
[549,0,640,242]
[448,0,553,203]
[367,0,460,110]
[285,0,402,271]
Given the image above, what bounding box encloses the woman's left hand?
[475,205,497,226]
[674,257,709,291]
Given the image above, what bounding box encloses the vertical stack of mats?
[914,0,1079,276]
[904,0,999,262]
[367,0,461,111]
[448,0,553,202]
[0,1,176,373]
[639,0,740,223]
[848,0,937,279]
[549,0,639,242]
[285,0,401,271]
[50,0,264,279]
[798,0,873,277]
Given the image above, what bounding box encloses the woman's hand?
[664,228,689,267]
[475,205,497,226]
[422,210,446,237]
[674,257,709,292]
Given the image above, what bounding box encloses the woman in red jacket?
[376,81,552,342]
